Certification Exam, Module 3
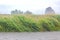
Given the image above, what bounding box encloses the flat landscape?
[0,0,60,40]
[0,32,60,40]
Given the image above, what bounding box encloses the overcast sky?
[0,0,60,14]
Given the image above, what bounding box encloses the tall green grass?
[0,14,60,32]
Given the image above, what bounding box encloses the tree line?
[11,9,32,14]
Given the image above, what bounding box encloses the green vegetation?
[0,14,60,32]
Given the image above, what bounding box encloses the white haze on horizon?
[0,0,60,14]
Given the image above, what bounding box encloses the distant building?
[45,7,55,15]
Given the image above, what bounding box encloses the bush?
[0,14,60,32]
